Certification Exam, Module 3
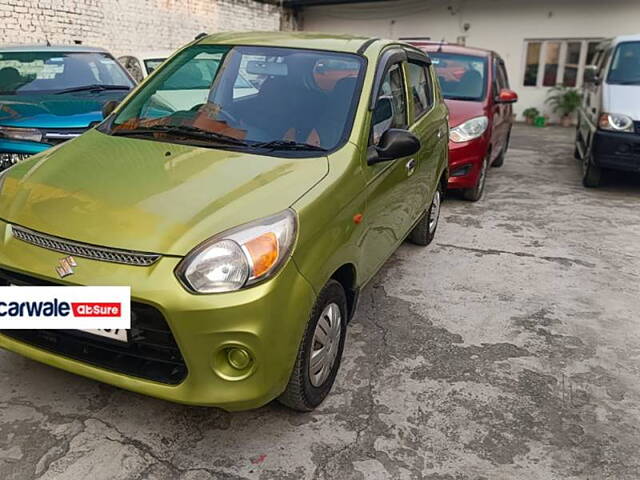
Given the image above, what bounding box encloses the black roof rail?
[195,32,208,40]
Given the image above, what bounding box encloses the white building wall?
[0,0,288,56]
[301,0,640,118]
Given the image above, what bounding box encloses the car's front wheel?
[582,150,602,188]
[278,279,347,411]
[407,181,443,246]
[463,156,488,202]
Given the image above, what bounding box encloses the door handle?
[406,158,416,176]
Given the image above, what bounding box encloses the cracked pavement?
[1,124,640,479]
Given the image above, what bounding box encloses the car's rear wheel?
[278,279,347,411]
[463,156,488,202]
[407,182,442,246]
[582,149,602,188]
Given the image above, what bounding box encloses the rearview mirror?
[583,65,600,85]
[102,100,120,119]
[368,129,421,165]
[497,89,518,103]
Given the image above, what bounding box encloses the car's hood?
[604,84,640,121]
[0,91,129,129]
[0,130,329,256]
[444,98,486,128]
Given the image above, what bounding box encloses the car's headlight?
[599,113,634,132]
[449,116,489,143]
[0,126,42,143]
[176,209,297,294]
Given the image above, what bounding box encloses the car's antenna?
[437,37,445,53]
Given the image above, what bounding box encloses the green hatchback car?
[0,33,448,411]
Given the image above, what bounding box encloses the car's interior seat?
[0,67,22,93]
[457,69,483,98]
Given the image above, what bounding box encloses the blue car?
[0,45,135,171]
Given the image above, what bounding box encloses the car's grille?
[0,268,187,385]
[11,225,161,266]
[0,153,31,171]
[42,127,87,145]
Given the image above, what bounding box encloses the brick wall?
[0,0,290,56]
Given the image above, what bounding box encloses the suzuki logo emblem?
[56,256,77,278]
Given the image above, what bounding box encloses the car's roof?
[0,44,110,53]
[196,31,399,54]
[411,42,494,58]
[118,51,173,60]
[612,34,640,45]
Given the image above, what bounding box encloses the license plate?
[80,328,128,343]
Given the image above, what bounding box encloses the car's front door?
[404,57,444,219]
[360,50,417,283]
[490,57,509,159]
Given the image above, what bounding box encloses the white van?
[575,34,640,187]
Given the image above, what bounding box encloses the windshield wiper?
[251,140,328,152]
[55,84,131,94]
[112,124,248,146]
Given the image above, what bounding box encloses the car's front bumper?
[592,130,640,172]
[447,137,489,190]
[0,220,316,411]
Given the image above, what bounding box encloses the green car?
[0,33,448,411]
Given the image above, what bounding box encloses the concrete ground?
[1,124,640,479]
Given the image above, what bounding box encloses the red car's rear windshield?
[430,52,487,101]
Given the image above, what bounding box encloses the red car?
[410,42,518,200]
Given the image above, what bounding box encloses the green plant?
[522,107,539,120]
[545,86,582,117]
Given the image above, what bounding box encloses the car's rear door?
[360,49,416,283]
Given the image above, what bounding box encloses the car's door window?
[407,61,433,122]
[372,63,407,144]
[119,56,143,83]
[497,61,509,90]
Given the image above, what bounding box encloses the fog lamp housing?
[211,344,256,381]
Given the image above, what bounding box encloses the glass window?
[372,63,407,144]
[119,56,143,83]
[607,41,640,85]
[543,42,561,87]
[0,51,133,94]
[144,58,165,75]
[109,45,365,153]
[429,52,487,101]
[497,62,509,90]
[407,62,432,121]
[586,41,601,66]
[524,42,541,86]
[562,42,582,87]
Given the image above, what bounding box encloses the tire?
[491,130,510,168]
[407,181,443,246]
[582,150,602,188]
[463,156,488,202]
[491,149,505,168]
[278,280,347,411]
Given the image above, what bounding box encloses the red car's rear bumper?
[447,136,489,190]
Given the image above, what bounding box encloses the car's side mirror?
[583,65,600,85]
[368,129,421,165]
[102,100,120,119]
[496,89,518,103]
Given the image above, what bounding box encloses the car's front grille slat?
[0,268,187,385]
[11,225,161,266]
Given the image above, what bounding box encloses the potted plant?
[522,107,539,125]
[545,86,582,127]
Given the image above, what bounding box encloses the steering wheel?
[189,103,238,124]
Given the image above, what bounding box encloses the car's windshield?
[108,45,365,153]
[607,41,640,85]
[429,52,487,101]
[0,51,133,95]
